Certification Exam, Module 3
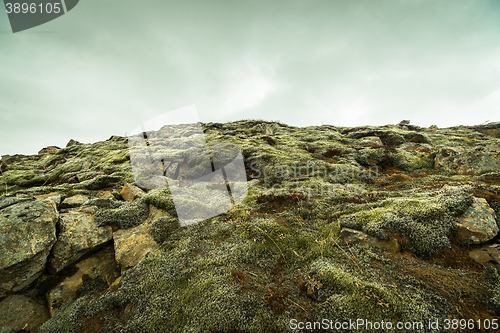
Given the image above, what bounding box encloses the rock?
[0,200,58,297]
[46,246,120,316]
[456,197,498,244]
[33,192,61,205]
[399,120,410,125]
[60,195,88,209]
[120,183,145,202]
[113,206,169,271]
[427,125,438,133]
[340,228,401,253]
[38,146,60,155]
[48,206,113,273]
[0,294,50,332]
[358,136,383,147]
[378,132,406,147]
[435,146,500,175]
[468,244,500,266]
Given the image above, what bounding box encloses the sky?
[1,0,500,156]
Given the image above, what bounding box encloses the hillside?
[1,120,500,332]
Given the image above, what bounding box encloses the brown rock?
[0,294,50,332]
[60,195,87,208]
[120,183,145,202]
[456,197,498,244]
[113,206,169,271]
[340,228,401,253]
[46,246,120,317]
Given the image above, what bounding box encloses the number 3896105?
[5,3,61,14]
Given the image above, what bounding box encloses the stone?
[358,136,383,147]
[113,206,169,271]
[399,120,410,125]
[0,294,50,332]
[468,244,500,266]
[33,192,61,205]
[0,200,58,297]
[427,125,438,133]
[120,183,145,202]
[46,246,120,316]
[48,206,113,273]
[456,197,498,244]
[435,146,500,175]
[38,146,60,155]
[340,228,401,253]
[60,195,88,209]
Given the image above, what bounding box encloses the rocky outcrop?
[46,246,120,317]
[456,197,499,244]
[0,199,58,297]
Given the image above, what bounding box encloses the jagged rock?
[33,192,61,205]
[0,294,50,332]
[113,206,169,271]
[46,246,120,317]
[120,183,145,202]
[0,200,58,297]
[435,146,500,175]
[48,206,113,272]
[340,228,401,253]
[456,197,498,244]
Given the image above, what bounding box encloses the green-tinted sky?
[1,0,499,155]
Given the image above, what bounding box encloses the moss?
[94,199,149,229]
[339,188,473,256]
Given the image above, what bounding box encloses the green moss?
[339,188,473,255]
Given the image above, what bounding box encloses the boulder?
[46,246,120,317]
[0,200,58,297]
[456,197,498,244]
[0,294,50,332]
[48,206,113,273]
[113,206,169,271]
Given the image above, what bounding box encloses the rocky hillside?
[1,120,500,332]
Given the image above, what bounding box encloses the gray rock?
[0,294,50,332]
[48,206,113,273]
[0,200,58,297]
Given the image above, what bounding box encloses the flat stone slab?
[456,197,498,244]
[0,200,58,297]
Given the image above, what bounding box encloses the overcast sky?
[1,0,500,156]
